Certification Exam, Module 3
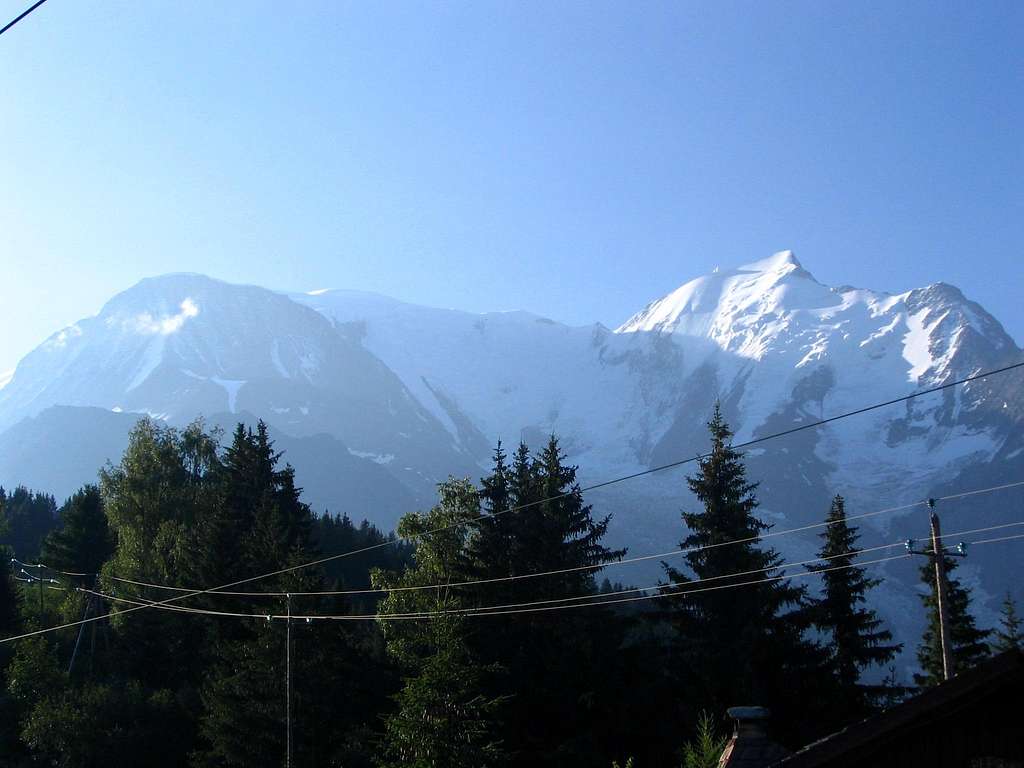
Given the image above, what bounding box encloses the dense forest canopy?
[0,413,1008,767]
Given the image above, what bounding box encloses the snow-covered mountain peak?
[736,248,807,276]
[103,272,227,309]
[615,250,833,345]
[614,252,1019,416]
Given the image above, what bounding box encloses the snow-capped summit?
[617,251,1015,386]
[0,274,478,488]
[616,250,834,350]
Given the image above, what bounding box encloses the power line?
[575,360,1024,496]
[457,530,1024,620]
[168,361,1023,597]
[81,552,914,621]
[96,498,927,596]
[932,480,1024,504]
[94,478,1024,599]
[13,561,92,578]
[460,520,1024,613]
[966,532,1024,546]
[4,360,1022,644]
[74,522,1024,623]
[0,0,49,37]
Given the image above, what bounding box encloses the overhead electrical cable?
[965,532,1024,546]
[437,520,1024,613]
[97,498,927,597]
[10,560,92,578]
[79,552,915,622]
[442,531,1024,620]
[3,360,1022,645]
[0,0,49,37]
[71,522,1024,622]
[144,361,1024,600]
[93,478,1024,599]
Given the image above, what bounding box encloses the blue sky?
[1,0,1021,373]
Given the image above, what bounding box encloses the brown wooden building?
[772,650,1024,768]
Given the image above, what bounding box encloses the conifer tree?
[806,495,900,718]
[41,485,115,577]
[992,592,1022,653]
[195,421,377,767]
[204,422,385,766]
[914,553,990,686]
[0,486,59,561]
[311,512,413,598]
[467,436,627,767]
[662,405,829,743]
[681,712,728,768]
[533,436,624,597]
[467,441,515,606]
[375,478,506,768]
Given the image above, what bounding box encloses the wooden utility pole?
[928,502,955,681]
[68,595,92,675]
[37,563,44,615]
[286,593,292,768]
[907,498,967,682]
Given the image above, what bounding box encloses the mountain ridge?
[1,253,1021,676]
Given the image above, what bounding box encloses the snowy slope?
[296,252,1020,508]
[616,251,1019,502]
[294,289,693,472]
[0,274,478,495]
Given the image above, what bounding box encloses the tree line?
[0,407,1020,767]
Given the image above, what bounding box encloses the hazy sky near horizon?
[1,0,1021,374]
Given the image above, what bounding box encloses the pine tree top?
[994,592,1023,653]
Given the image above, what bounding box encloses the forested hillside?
[3,412,1018,767]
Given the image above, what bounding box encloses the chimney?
[717,707,791,768]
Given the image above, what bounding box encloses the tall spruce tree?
[375,478,505,768]
[467,441,515,606]
[466,437,628,767]
[662,405,830,745]
[914,552,990,686]
[992,592,1022,653]
[40,485,115,577]
[806,495,900,719]
[195,421,379,767]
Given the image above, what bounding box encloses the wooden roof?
[774,650,1024,768]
